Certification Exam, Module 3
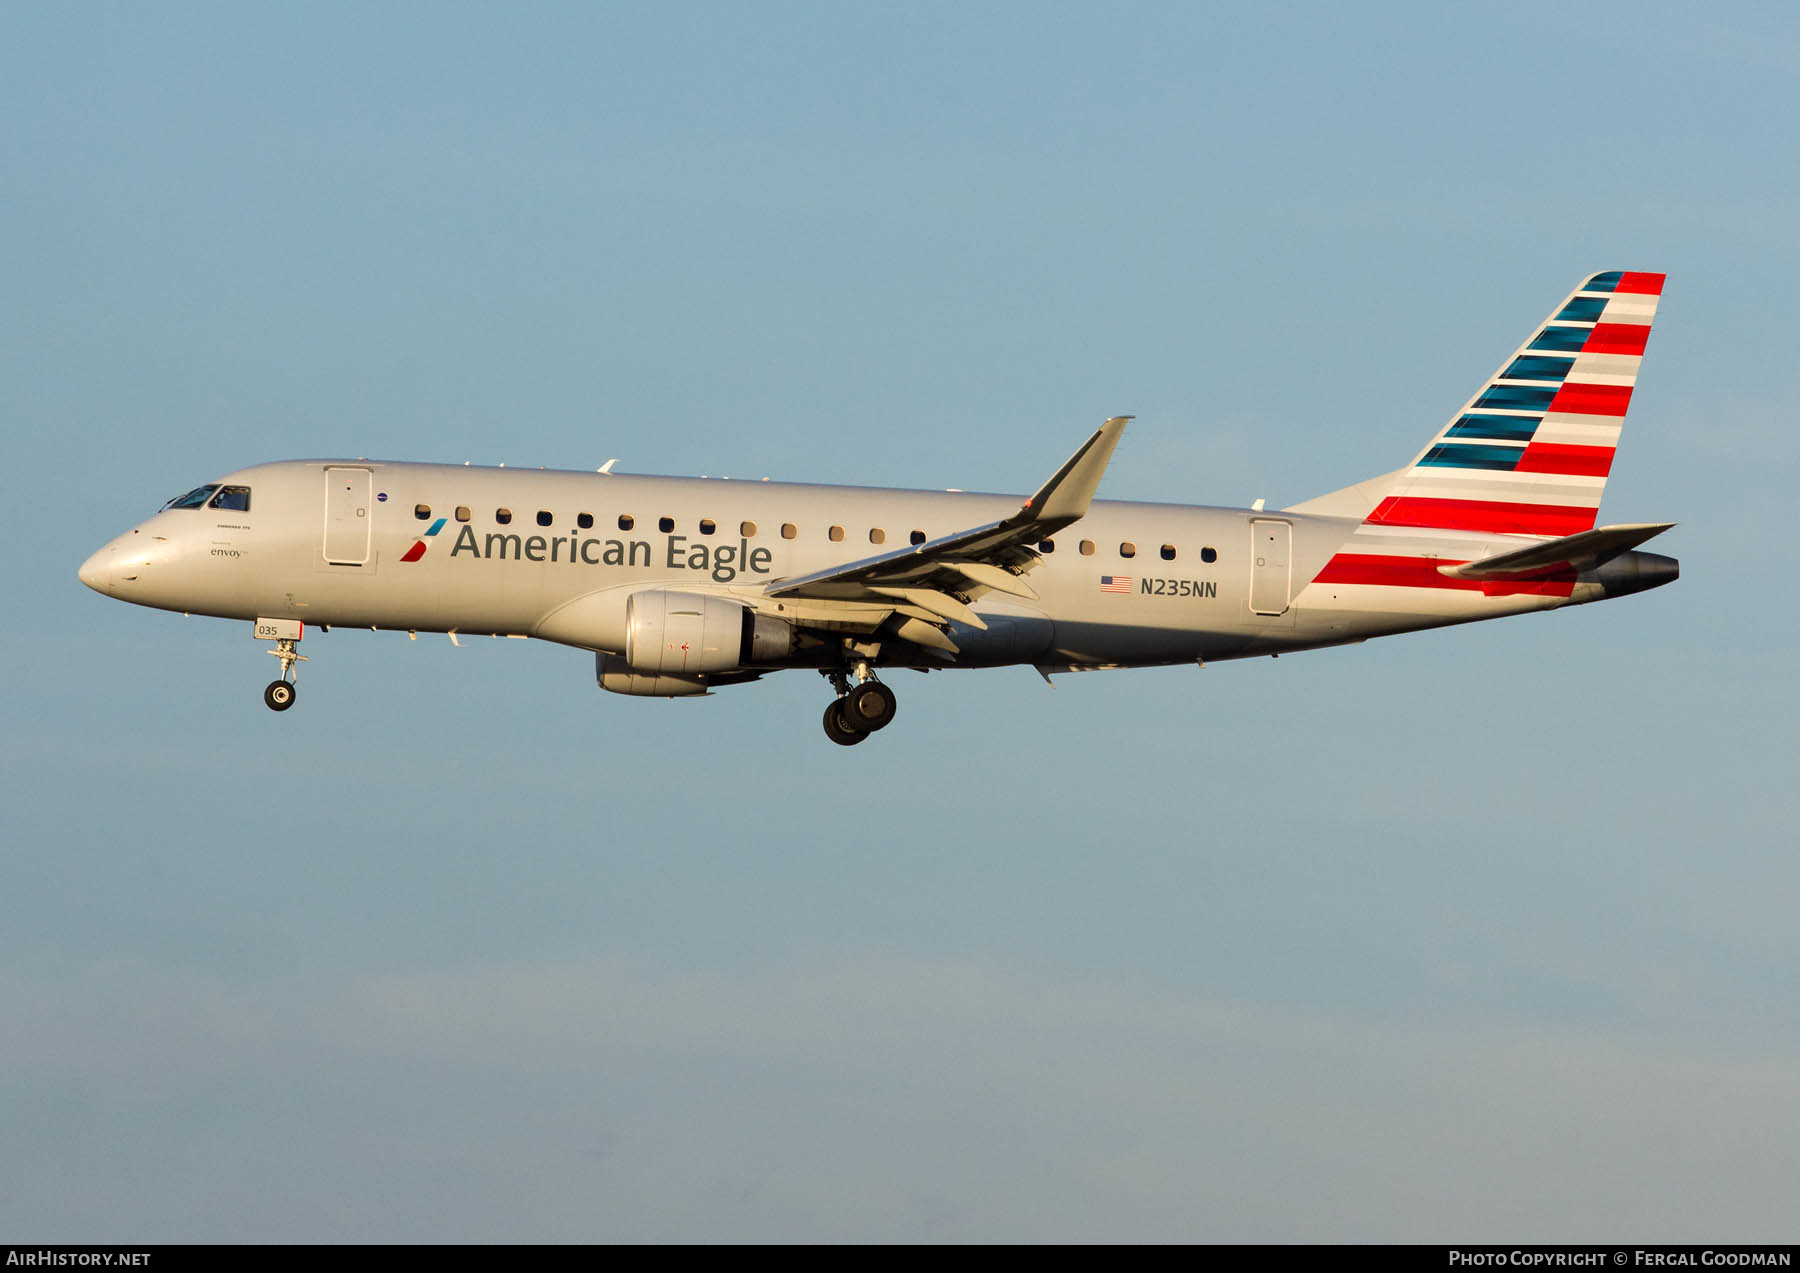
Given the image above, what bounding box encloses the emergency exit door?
[1249,519,1291,616]
[323,467,372,565]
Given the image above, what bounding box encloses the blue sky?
[4,1,1797,1241]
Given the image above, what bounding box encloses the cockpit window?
[163,485,220,511]
[209,486,251,512]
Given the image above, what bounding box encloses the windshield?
[162,485,220,511]
[209,486,251,512]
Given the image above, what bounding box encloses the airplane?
[79,270,1678,745]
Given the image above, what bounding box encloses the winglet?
[1015,416,1130,528]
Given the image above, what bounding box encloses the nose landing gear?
[821,660,898,746]
[263,637,306,712]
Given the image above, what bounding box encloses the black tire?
[823,699,867,746]
[843,680,897,732]
[264,681,296,712]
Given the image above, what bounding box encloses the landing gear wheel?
[823,699,867,746]
[262,637,306,712]
[843,680,897,732]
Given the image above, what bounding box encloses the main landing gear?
[821,662,898,746]
[264,638,306,712]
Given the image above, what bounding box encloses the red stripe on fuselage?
[1315,554,1474,590]
[1616,272,1666,295]
[1366,497,1599,536]
[1582,322,1650,356]
[1548,382,1633,417]
[400,541,427,563]
[1313,553,1575,598]
[1515,442,1615,478]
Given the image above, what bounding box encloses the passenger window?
[414,504,431,520]
[1161,544,1177,561]
[619,514,635,531]
[1079,540,1095,556]
[659,516,675,533]
[829,525,845,542]
[1038,540,1055,554]
[537,511,553,527]
[455,506,471,523]
[781,523,797,540]
[910,530,926,546]
[1120,542,1137,558]
[209,487,251,512]
[741,521,757,537]
[1201,546,1217,563]
[496,508,513,525]
[699,519,716,536]
[577,513,594,530]
[869,528,886,545]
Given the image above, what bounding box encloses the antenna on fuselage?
[598,458,618,474]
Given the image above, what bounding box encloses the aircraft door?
[1249,519,1291,616]
[323,467,372,565]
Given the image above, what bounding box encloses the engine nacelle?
[596,654,709,697]
[622,590,793,675]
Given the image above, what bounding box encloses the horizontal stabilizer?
[1438,522,1675,581]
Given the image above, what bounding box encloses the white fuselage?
[79,458,1658,677]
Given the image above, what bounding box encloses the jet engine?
[622,590,793,676]
[596,654,711,697]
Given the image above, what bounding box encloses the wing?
[762,416,1129,655]
[1436,521,1675,581]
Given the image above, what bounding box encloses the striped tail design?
[1365,270,1664,537]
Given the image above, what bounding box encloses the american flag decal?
[1099,575,1132,594]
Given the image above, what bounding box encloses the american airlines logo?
[399,518,447,562]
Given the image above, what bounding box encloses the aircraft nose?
[78,545,113,595]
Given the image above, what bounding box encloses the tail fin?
[1289,271,1664,535]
